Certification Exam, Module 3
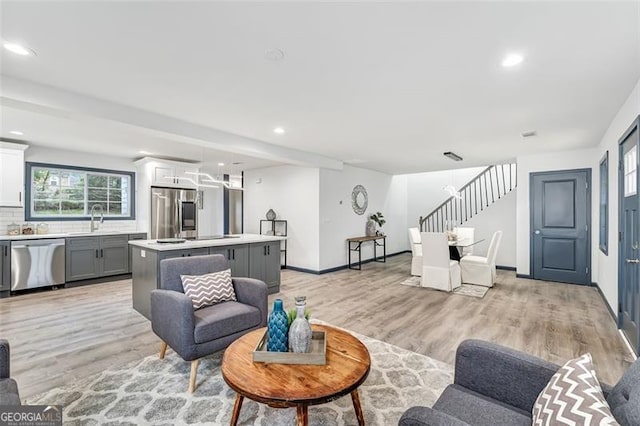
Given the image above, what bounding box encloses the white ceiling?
[1,1,639,174]
[0,104,281,173]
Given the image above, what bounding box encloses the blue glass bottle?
[267,299,289,352]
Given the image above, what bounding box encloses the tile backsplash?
[0,207,138,235]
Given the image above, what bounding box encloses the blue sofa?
[399,339,639,426]
[0,339,20,405]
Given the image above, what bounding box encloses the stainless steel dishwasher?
[11,239,66,290]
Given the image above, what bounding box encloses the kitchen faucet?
[90,204,104,232]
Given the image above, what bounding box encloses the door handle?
[18,192,21,203]
[232,249,235,260]
[534,230,541,235]
[95,249,99,258]
[100,249,104,258]
[626,259,640,264]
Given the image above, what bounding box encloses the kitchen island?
[129,234,286,319]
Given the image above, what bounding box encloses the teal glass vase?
[267,299,289,352]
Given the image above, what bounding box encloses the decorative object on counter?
[267,299,289,352]
[366,219,376,237]
[265,209,277,220]
[21,223,34,235]
[351,185,368,215]
[7,223,20,236]
[367,211,385,237]
[36,223,49,235]
[289,296,312,353]
[446,230,458,242]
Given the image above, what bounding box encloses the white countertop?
[129,234,287,251]
[0,230,144,241]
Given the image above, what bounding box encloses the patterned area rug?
[28,325,453,426]
[400,276,490,298]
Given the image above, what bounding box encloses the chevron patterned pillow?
[180,269,236,310]
[532,353,619,426]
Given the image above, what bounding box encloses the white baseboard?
[619,329,638,360]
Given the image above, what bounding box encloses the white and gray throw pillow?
[532,353,619,426]
[180,268,236,310]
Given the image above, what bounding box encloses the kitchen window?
[25,162,135,221]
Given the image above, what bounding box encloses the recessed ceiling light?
[9,130,24,136]
[3,42,36,56]
[521,130,537,138]
[501,53,524,68]
[265,49,285,62]
[218,162,225,166]
[273,127,285,134]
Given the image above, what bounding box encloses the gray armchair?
[0,339,21,405]
[151,254,267,393]
[399,339,640,426]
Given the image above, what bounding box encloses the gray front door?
[531,169,591,285]
[619,117,640,353]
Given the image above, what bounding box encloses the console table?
[346,235,386,270]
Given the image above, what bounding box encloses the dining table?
[448,238,484,261]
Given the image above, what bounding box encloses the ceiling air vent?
[521,130,537,138]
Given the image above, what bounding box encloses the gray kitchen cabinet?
[210,244,249,277]
[128,233,147,273]
[100,235,129,276]
[249,241,281,293]
[66,237,101,281]
[66,235,130,282]
[130,238,283,319]
[0,241,10,294]
[157,247,210,262]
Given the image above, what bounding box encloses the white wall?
[406,167,486,227]
[464,190,517,267]
[515,148,598,276]
[405,166,517,267]
[318,165,408,270]
[595,78,640,316]
[243,165,320,271]
[0,146,138,234]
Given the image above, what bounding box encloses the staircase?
[419,163,517,232]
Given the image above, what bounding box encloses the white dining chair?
[454,227,475,256]
[460,230,502,287]
[408,228,422,276]
[420,232,462,292]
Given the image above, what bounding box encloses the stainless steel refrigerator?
[151,187,198,239]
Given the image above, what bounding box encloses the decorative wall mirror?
[351,185,368,215]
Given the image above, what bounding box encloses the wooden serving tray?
[252,330,327,365]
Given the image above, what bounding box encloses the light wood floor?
[0,253,634,399]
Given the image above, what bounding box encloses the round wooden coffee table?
[222,324,371,426]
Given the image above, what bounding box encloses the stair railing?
[419,163,517,232]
